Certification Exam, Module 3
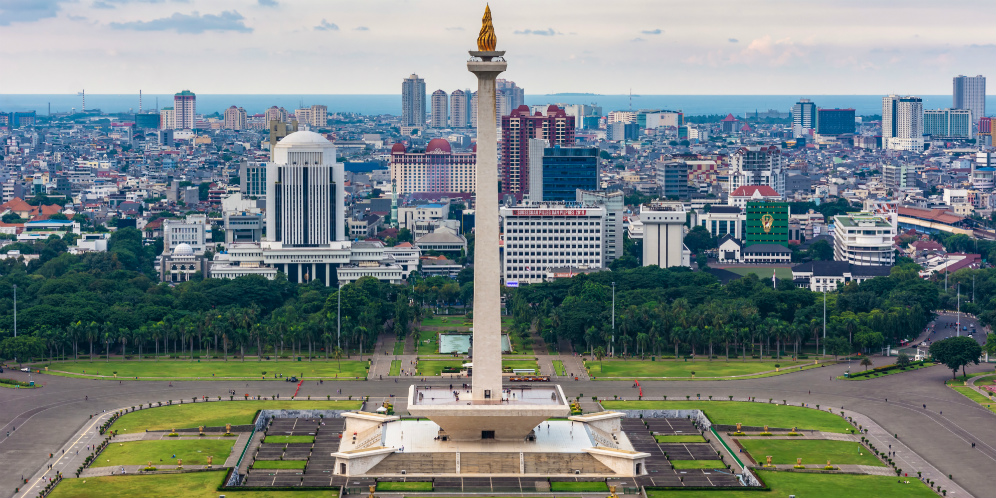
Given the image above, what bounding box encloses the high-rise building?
[815,108,855,136]
[640,201,688,268]
[240,162,267,199]
[468,91,478,129]
[390,139,476,194]
[159,107,175,130]
[657,160,690,200]
[606,122,639,142]
[450,89,468,128]
[265,131,346,247]
[294,105,328,128]
[953,75,986,124]
[430,89,448,128]
[576,190,625,263]
[173,90,196,130]
[495,79,524,114]
[882,95,924,152]
[980,117,993,146]
[500,105,576,199]
[924,109,973,138]
[728,145,785,195]
[401,73,426,128]
[265,106,290,124]
[791,98,816,137]
[833,213,896,266]
[525,144,598,202]
[223,105,247,130]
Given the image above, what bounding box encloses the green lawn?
[252,460,307,470]
[41,359,369,380]
[738,439,883,466]
[949,385,996,414]
[377,482,433,491]
[48,471,334,498]
[586,360,807,378]
[416,359,539,376]
[671,459,725,469]
[843,362,935,380]
[600,401,854,433]
[393,342,405,355]
[646,470,936,498]
[549,482,608,492]
[654,435,707,443]
[262,435,314,444]
[553,360,567,376]
[722,266,794,280]
[389,360,402,376]
[94,439,234,467]
[110,400,362,432]
[416,329,440,355]
[421,315,472,328]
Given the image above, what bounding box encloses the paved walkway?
[764,464,894,476]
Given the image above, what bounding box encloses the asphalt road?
[928,311,988,345]
[1,359,994,498]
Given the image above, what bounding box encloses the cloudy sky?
[1,0,993,95]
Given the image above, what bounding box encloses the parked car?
[286,376,298,383]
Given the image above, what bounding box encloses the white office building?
[882,95,924,152]
[924,108,973,139]
[833,213,896,266]
[500,203,606,284]
[728,146,785,195]
[576,190,625,263]
[163,214,210,255]
[640,201,689,268]
[792,98,816,138]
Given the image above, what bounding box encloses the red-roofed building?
[721,113,739,133]
[728,185,781,210]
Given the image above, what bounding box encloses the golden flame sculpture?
[477,4,497,51]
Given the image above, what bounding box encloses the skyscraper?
[159,107,175,130]
[450,89,468,128]
[924,109,973,138]
[469,91,478,128]
[265,131,346,247]
[882,95,924,152]
[791,98,816,137]
[173,90,196,130]
[953,75,986,123]
[430,89,448,128]
[729,146,785,195]
[500,105,576,199]
[223,105,247,130]
[401,74,426,128]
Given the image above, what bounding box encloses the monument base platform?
[406,384,570,441]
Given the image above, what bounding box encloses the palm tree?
[86,321,99,362]
[593,346,606,373]
[134,326,147,361]
[332,346,343,372]
[150,322,162,361]
[103,327,115,363]
[671,326,683,361]
[860,357,873,371]
[636,332,650,358]
[118,328,130,358]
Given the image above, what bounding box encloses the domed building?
[157,243,211,283]
[389,138,477,194]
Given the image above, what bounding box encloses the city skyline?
[0,0,992,95]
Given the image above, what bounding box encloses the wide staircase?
[367,452,458,474]
[524,453,613,474]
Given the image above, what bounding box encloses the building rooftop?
[835,214,892,228]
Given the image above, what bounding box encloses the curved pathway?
[1,358,994,498]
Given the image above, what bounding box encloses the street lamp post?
[12,284,16,338]
[611,282,616,358]
[337,282,342,350]
[956,284,960,337]
[822,288,826,357]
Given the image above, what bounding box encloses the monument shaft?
[468,54,506,402]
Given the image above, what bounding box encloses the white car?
[19,368,29,372]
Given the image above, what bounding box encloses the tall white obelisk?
[468,5,506,402]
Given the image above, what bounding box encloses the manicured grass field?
[48,471,334,498]
[41,359,369,380]
[389,360,402,376]
[670,459,725,469]
[262,435,314,444]
[252,460,307,470]
[416,359,539,376]
[586,360,807,378]
[599,401,854,433]
[421,315,472,328]
[843,362,935,380]
[738,439,883,466]
[949,385,996,414]
[721,266,794,280]
[549,482,608,492]
[393,342,405,355]
[94,439,234,467]
[654,435,707,443]
[553,360,567,376]
[377,482,433,491]
[416,329,440,355]
[110,400,362,432]
[646,470,936,498]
